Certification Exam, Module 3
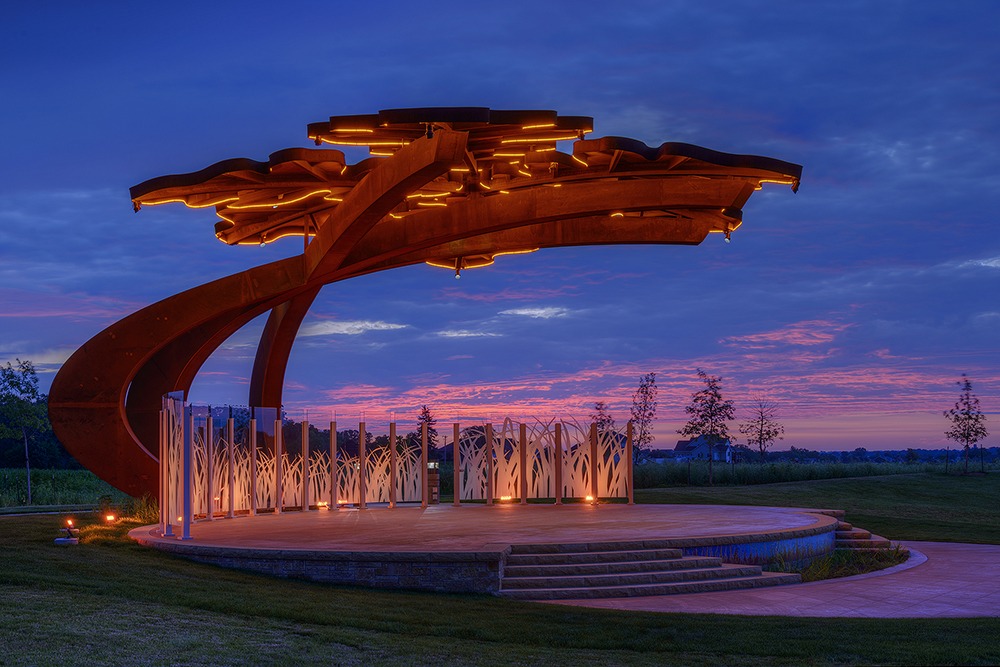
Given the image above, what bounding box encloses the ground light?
[54,518,79,546]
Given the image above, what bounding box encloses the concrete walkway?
[547,541,1000,617]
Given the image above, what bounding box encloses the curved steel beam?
[249,288,322,409]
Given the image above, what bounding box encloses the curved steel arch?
[49,108,801,497]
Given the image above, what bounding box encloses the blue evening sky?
[2,1,998,450]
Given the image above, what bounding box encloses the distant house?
[674,435,732,463]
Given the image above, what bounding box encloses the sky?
[2,1,999,451]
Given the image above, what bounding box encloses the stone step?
[504,556,724,578]
[837,520,853,530]
[836,528,872,540]
[836,534,891,549]
[499,572,802,600]
[508,539,685,555]
[502,564,764,590]
[506,548,683,566]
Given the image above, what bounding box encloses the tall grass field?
[0,468,132,508]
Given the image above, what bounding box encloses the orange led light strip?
[141,196,239,209]
[316,138,410,147]
[227,189,332,210]
[500,135,578,144]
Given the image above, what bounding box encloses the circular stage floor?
[135,503,836,552]
[131,504,839,595]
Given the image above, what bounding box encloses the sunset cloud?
[721,321,852,348]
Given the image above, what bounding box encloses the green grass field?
[2,512,998,666]
[1,471,998,665]
[636,472,1000,544]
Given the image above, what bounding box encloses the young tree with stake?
[738,397,784,463]
[944,374,989,474]
[678,369,734,486]
[630,372,658,463]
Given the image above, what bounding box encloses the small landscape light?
[55,518,79,546]
[105,514,116,523]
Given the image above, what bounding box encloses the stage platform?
[131,504,838,596]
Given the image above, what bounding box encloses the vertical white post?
[452,423,460,506]
[590,422,599,502]
[205,414,214,521]
[554,422,563,505]
[159,409,169,536]
[249,418,258,516]
[358,421,367,509]
[519,423,528,504]
[421,422,428,509]
[485,422,494,506]
[626,421,634,505]
[302,420,310,511]
[182,408,193,540]
[274,419,283,514]
[330,421,338,509]
[389,421,397,508]
[227,417,235,518]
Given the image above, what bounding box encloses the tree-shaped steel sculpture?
[49,107,800,497]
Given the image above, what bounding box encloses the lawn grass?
[1,512,998,666]
[636,472,1000,544]
[3,471,999,664]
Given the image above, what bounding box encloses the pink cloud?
[721,320,853,347]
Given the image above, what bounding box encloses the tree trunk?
[964,444,970,474]
[23,426,31,506]
[980,444,985,473]
[708,452,714,486]
[945,447,950,474]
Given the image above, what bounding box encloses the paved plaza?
[549,541,1000,617]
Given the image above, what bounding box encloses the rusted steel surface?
[50,107,801,497]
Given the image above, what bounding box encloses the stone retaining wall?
[133,534,506,593]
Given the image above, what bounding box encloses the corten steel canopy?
[48,107,801,497]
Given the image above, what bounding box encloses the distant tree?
[417,405,438,448]
[944,374,989,474]
[905,448,920,464]
[336,429,374,456]
[678,369,734,486]
[630,373,658,462]
[738,397,784,463]
[731,443,755,464]
[852,447,868,462]
[590,401,616,433]
[0,359,50,505]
